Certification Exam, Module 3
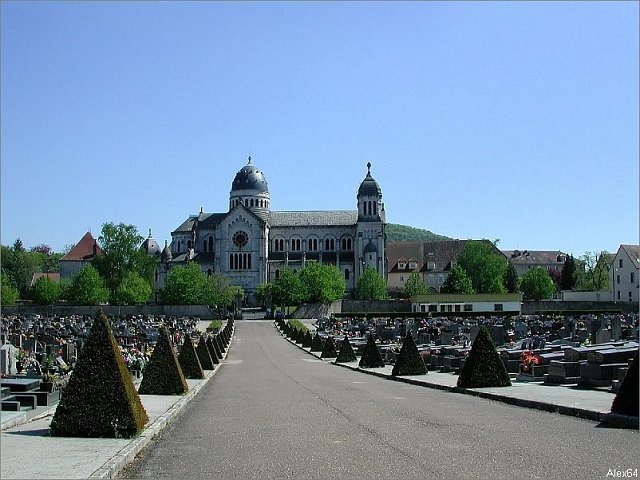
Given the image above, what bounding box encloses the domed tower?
[141,229,161,257]
[356,162,386,282]
[357,162,385,222]
[229,156,270,220]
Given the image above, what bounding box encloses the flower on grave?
[520,350,540,372]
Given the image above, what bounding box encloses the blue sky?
[1,1,638,257]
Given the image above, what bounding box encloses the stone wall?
[522,301,638,315]
[1,304,216,319]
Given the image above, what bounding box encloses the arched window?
[373,202,377,215]
[345,269,350,280]
[203,240,208,252]
[275,269,280,279]
[208,236,213,252]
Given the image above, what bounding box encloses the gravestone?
[515,321,528,339]
[0,343,17,375]
[611,317,622,341]
[8,334,22,348]
[595,329,611,344]
[485,325,506,347]
[449,323,460,336]
[589,317,602,344]
[440,332,453,346]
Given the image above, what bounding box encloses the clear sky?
[1,1,638,257]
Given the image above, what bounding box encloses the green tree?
[356,266,388,300]
[67,265,110,305]
[576,251,610,291]
[205,273,244,308]
[1,239,39,297]
[403,272,428,298]
[161,262,209,305]
[298,262,345,302]
[560,255,577,291]
[1,269,19,305]
[30,275,61,305]
[520,267,556,301]
[503,261,520,293]
[113,271,152,305]
[456,240,507,294]
[440,265,475,294]
[271,269,307,311]
[92,223,155,299]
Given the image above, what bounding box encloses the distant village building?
[501,250,568,277]
[611,244,640,303]
[386,239,504,295]
[59,231,102,281]
[411,293,523,315]
[145,158,387,305]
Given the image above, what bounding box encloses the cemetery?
[290,312,639,401]
[0,311,225,417]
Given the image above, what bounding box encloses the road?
[120,320,638,479]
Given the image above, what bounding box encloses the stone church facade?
[144,157,387,305]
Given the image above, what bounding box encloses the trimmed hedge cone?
[359,335,385,368]
[50,309,149,438]
[178,335,205,379]
[611,350,638,417]
[196,335,214,370]
[206,336,220,364]
[302,330,313,348]
[335,336,357,363]
[138,326,189,395]
[321,336,338,359]
[310,333,324,352]
[391,333,427,376]
[457,325,511,388]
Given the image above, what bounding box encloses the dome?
[141,230,161,256]
[231,156,269,193]
[357,162,382,197]
[161,240,173,261]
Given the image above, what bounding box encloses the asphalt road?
[120,320,638,479]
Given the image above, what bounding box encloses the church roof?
[357,162,382,197]
[60,232,102,261]
[269,211,358,227]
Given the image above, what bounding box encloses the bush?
[50,309,148,438]
[335,336,357,363]
[310,333,324,352]
[138,326,189,395]
[611,351,638,416]
[321,336,338,359]
[195,335,214,370]
[457,326,511,388]
[302,330,313,348]
[359,335,385,368]
[178,335,204,379]
[288,319,309,333]
[391,333,427,376]
[206,336,220,364]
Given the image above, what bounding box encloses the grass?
[287,319,309,333]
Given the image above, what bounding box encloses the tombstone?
[449,323,460,336]
[589,317,602,344]
[0,343,17,375]
[515,321,528,340]
[8,333,22,349]
[1,333,7,345]
[440,332,453,346]
[470,325,480,344]
[610,317,622,341]
[595,329,611,344]
[485,325,506,347]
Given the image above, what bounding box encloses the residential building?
[59,232,102,280]
[502,250,568,277]
[610,244,640,302]
[387,239,504,295]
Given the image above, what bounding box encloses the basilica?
[144,157,387,305]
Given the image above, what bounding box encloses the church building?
[144,157,387,305]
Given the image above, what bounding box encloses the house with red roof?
[59,232,102,281]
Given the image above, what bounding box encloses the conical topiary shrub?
[335,336,357,363]
[296,328,305,344]
[359,335,385,368]
[196,335,214,370]
[611,350,638,416]
[457,325,511,388]
[392,333,427,376]
[321,336,338,359]
[302,330,313,348]
[138,326,189,395]
[310,333,324,352]
[178,335,204,379]
[50,309,149,438]
[216,334,226,353]
[206,336,220,364]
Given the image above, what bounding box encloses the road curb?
[88,326,235,479]
[276,324,638,430]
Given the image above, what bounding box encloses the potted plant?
[40,372,56,393]
[41,353,57,374]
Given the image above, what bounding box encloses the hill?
[386,224,452,243]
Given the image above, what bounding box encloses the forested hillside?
[386,224,451,243]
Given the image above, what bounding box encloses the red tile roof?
[60,232,102,261]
